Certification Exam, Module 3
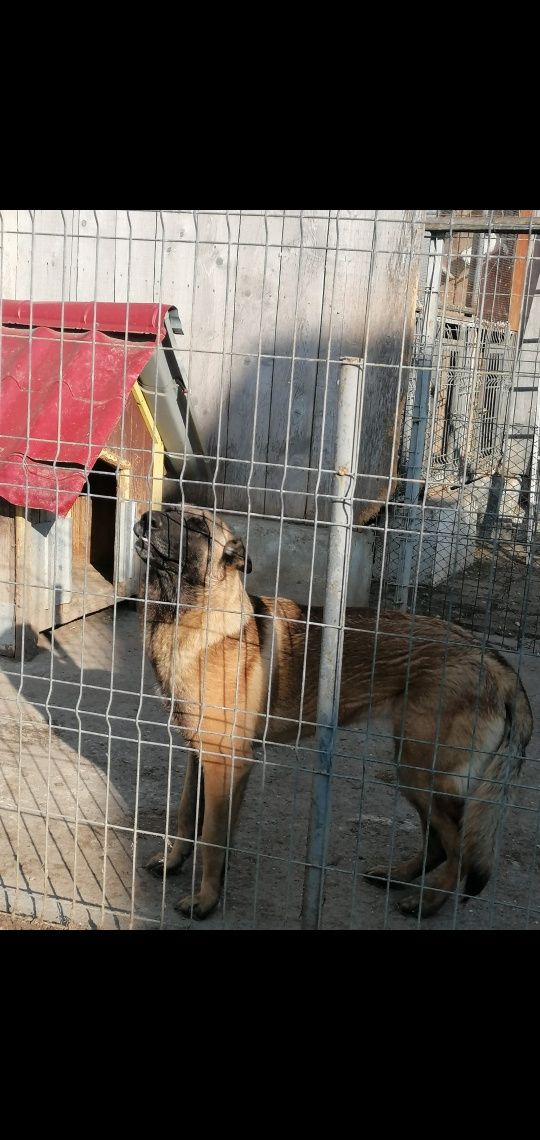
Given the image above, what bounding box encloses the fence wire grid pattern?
[0,209,539,931]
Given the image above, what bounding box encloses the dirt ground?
[1,543,539,931]
[413,537,540,653]
[0,912,83,930]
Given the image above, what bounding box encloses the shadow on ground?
[0,604,539,930]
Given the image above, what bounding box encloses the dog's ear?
[223,537,252,574]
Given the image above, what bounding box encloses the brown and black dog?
[134,504,533,920]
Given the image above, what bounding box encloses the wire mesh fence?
[0,209,539,930]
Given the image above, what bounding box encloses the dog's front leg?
[145,751,203,878]
[176,753,252,920]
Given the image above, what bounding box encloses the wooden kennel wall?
[0,382,163,658]
[0,302,174,659]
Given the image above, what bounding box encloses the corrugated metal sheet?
[0,301,169,337]
[0,302,170,515]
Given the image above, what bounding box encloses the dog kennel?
[0,300,198,658]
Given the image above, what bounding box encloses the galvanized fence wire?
[349,217,422,930]
[0,212,489,925]
[248,210,291,926]
[399,216,532,929]
[131,213,165,928]
[290,213,348,928]
[0,210,538,929]
[388,220,477,929]
[333,214,383,925]
[183,210,233,923]
[442,221,536,924]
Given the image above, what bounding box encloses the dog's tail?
[461,668,532,899]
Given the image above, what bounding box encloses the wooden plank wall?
[0,210,424,521]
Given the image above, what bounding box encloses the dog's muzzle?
[134,511,204,571]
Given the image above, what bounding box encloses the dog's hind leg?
[365,727,447,890]
[176,753,252,920]
[145,751,203,878]
[397,800,462,916]
[396,709,511,916]
[366,724,465,916]
[395,735,465,916]
[365,819,445,889]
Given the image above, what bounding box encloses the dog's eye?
[186,517,210,538]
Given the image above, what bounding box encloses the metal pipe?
[469,211,491,315]
[425,216,540,235]
[395,236,444,609]
[301,357,364,930]
[479,235,536,545]
[526,369,540,561]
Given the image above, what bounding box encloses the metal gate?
[426,318,517,483]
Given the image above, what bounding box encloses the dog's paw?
[175,893,218,921]
[364,865,403,889]
[145,848,184,878]
[364,863,389,882]
[398,890,441,917]
[398,892,421,915]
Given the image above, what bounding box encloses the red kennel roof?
[0,301,170,516]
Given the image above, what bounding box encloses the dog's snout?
[134,511,165,540]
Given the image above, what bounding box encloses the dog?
[134,504,533,921]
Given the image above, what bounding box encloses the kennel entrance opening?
[70,457,119,606]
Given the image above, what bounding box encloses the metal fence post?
[395,235,444,609]
[301,357,364,930]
